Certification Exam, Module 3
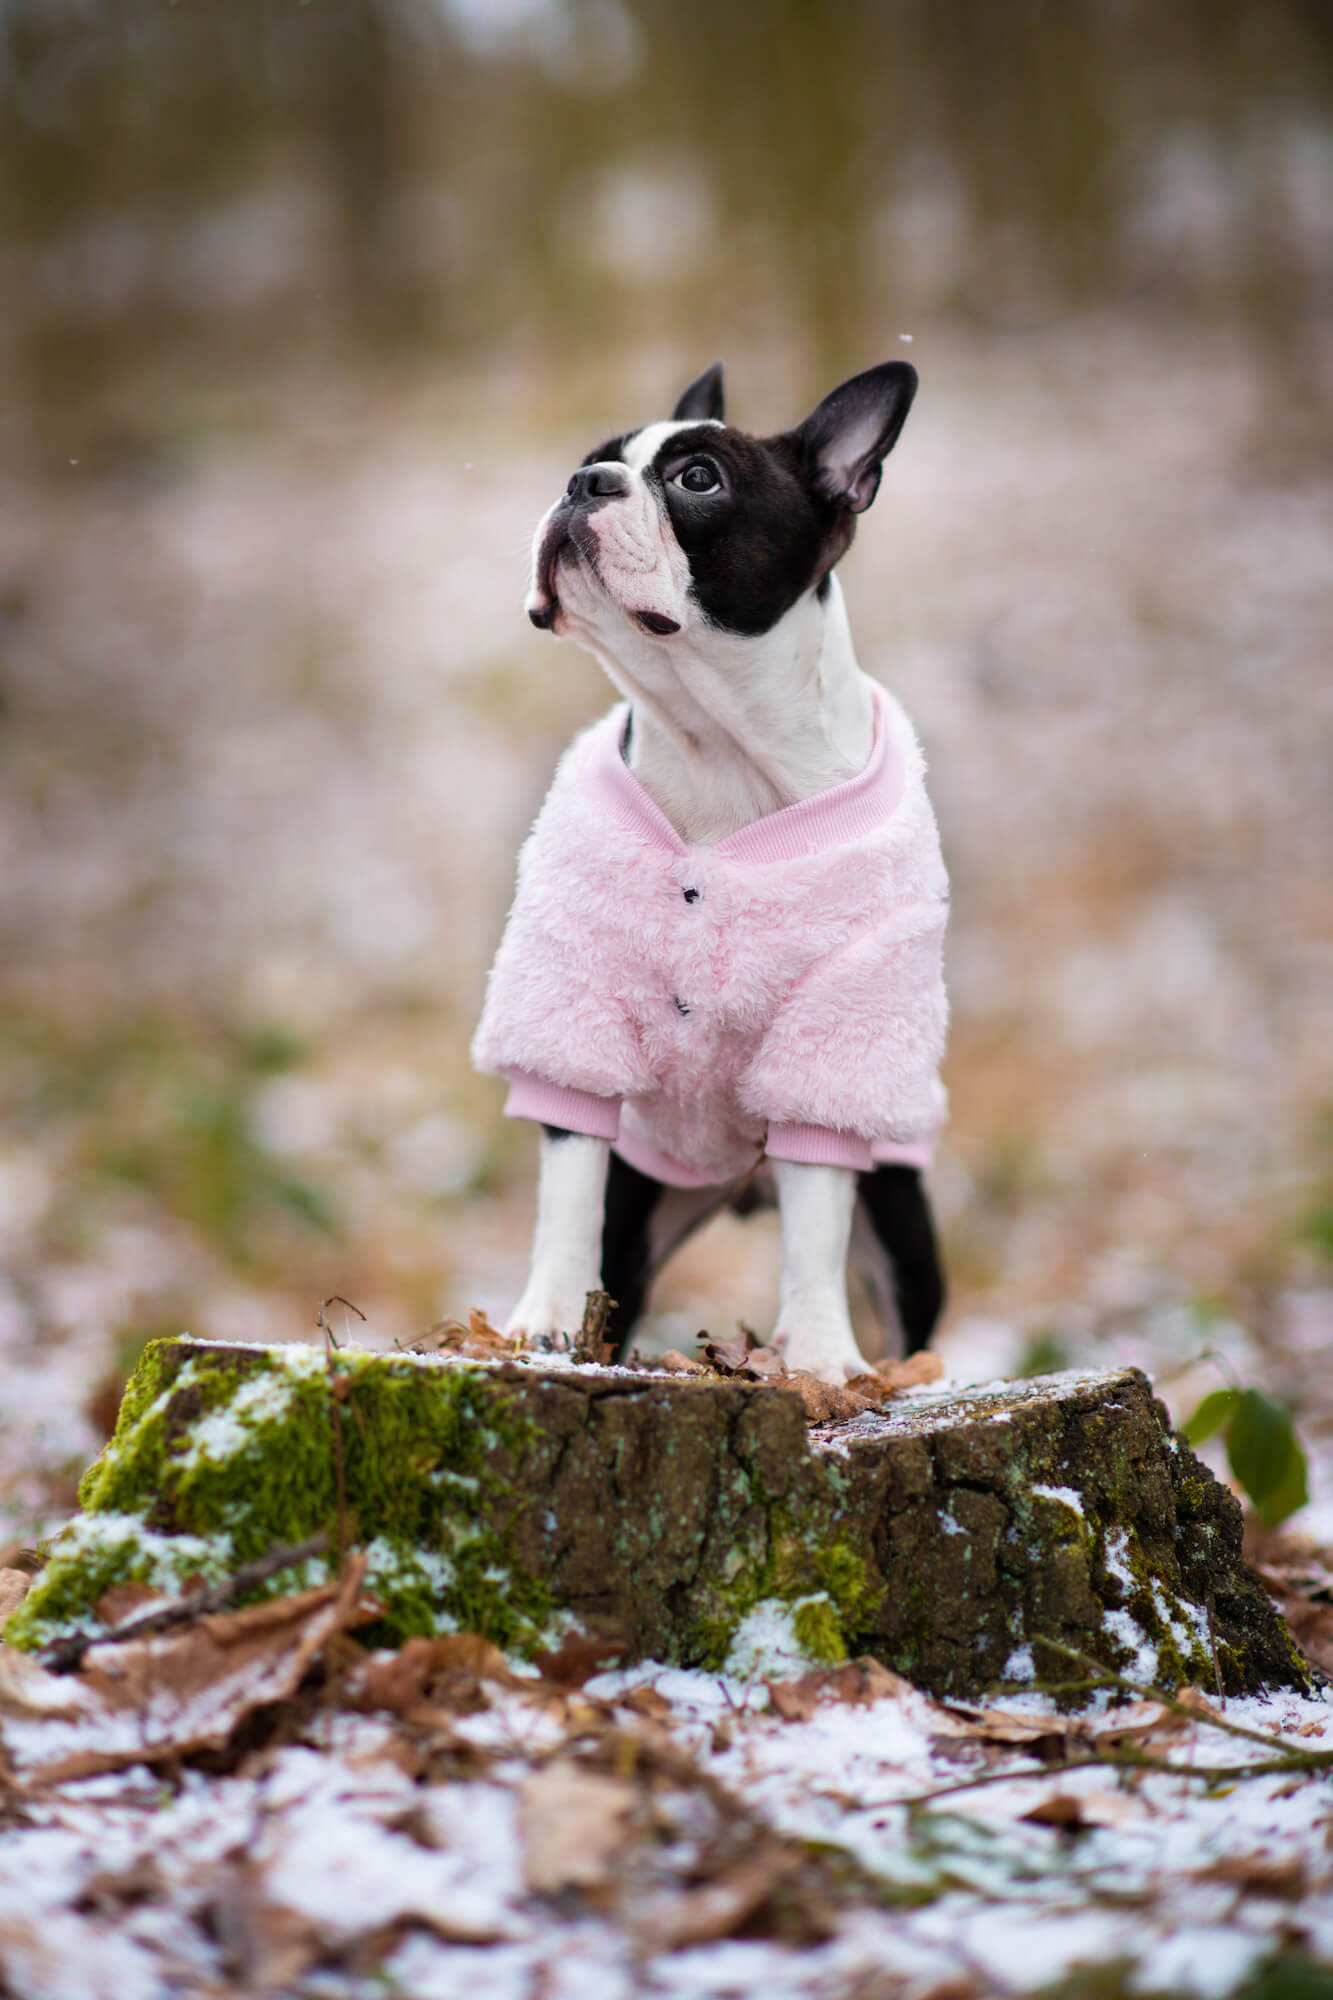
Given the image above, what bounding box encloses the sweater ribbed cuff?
[765,1123,875,1170]
[766,1124,939,1172]
[503,1072,621,1140]
[870,1134,937,1171]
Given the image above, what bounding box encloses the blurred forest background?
[1,0,1331,1541]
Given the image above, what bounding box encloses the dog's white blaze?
[619,417,723,473]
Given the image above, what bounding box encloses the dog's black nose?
[565,464,628,504]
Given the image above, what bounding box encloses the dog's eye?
[674,461,721,494]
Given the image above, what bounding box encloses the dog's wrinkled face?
[526,360,917,646]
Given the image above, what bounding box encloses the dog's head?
[526,360,917,647]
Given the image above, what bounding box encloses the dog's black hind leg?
[600,1149,667,1360]
[855,1164,946,1355]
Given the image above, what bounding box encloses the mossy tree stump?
[8,1338,1310,1700]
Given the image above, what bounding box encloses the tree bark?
[7,1339,1311,1701]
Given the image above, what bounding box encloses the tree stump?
[7,1337,1310,1700]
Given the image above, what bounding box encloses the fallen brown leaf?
[532,1630,629,1688]
[0,1545,43,1576]
[1022,1793,1086,1830]
[1023,1789,1142,1831]
[766,1656,914,1720]
[823,1657,912,1703]
[427,1631,528,1685]
[874,1352,946,1390]
[1194,1853,1307,1898]
[700,1331,755,1375]
[622,1684,673,1721]
[519,1761,636,1894]
[74,1854,164,1916]
[680,1335,943,1417]
[1172,1686,1222,1721]
[0,1568,32,1622]
[635,1843,802,1952]
[766,1679,817,1722]
[783,1373,882,1423]
[739,1348,787,1380]
[2,1561,376,1785]
[420,1309,519,1362]
[657,1350,708,1376]
[356,1637,480,1716]
[356,1630,532,1718]
[933,1698,1092,1747]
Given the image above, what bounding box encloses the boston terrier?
[472,360,949,1385]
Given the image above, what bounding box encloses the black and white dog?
[474,361,948,1386]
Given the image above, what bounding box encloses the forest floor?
[0,1458,1330,2000]
[1,318,1332,1992]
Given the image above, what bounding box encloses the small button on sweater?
[472,682,949,1189]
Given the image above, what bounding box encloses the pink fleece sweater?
[472,683,949,1189]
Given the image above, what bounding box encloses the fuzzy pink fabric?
[472,683,949,1188]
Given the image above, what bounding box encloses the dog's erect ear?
[672,362,726,424]
[794,361,917,513]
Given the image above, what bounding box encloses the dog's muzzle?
[528,464,648,632]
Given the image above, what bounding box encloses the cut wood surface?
[6,1337,1310,1701]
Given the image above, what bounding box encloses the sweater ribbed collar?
[580,681,906,863]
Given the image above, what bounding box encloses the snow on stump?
[6,1337,1311,1700]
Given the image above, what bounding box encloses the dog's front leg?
[769,1160,868,1384]
[505,1130,609,1344]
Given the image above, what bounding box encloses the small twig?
[1036,1642,1322,1760]
[40,1532,333,1674]
[317,1295,365,1355]
[893,1744,1328,1812]
[318,1297,365,1573]
[1150,1347,1232,1390]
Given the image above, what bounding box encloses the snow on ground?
[0,1658,1329,2000]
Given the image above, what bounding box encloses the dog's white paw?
[771,1319,868,1386]
[504,1278,592,1347]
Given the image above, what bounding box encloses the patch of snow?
[1032,1481,1085,1516]
[261,1796,524,1943]
[1104,1607,1159,1680]
[1130,1925,1270,1998]
[175,1370,297,1468]
[722,1599,825,1682]
[362,1536,457,1618]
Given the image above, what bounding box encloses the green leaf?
[1227,1389,1308,1524]
[1182,1387,1240,1445]
[1251,1439,1310,1529]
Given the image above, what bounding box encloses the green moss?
[685,1486,882,1672]
[8,1339,550,1654]
[792,1595,847,1666]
